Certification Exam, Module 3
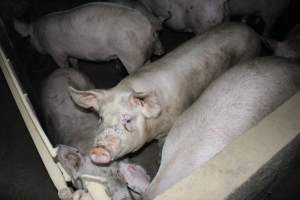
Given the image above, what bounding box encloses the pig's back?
[36,2,153,59]
[125,23,260,116]
[167,56,299,162]
[152,57,300,197]
[41,68,98,153]
[194,56,300,136]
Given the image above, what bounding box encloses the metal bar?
[0,45,72,197]
[0,45,111,200]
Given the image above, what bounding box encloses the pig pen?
[0,0,300,199]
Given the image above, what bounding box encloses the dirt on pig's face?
[69,86,161,164]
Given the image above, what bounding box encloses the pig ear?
[13,20,30,37]
[68,86,104,111]
[130,91,161,118]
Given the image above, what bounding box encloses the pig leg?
[115,59,128,76]
[116,36,148,73]
[52,53,69,68]
[153,40,165,56]
[117,162,151,194]
[118,53,146,74]
[153,33,165,56]
[69,57,79,69]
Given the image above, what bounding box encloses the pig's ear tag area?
[68,86,103,111]
[130,91,161,118]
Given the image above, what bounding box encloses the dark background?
[0,0,300,199]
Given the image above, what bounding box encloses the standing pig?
[69,23,261,164]
[41,68,149,200]
[143,56,300,199]
[14,2,164,73]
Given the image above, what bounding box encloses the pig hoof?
[90,146,111,164]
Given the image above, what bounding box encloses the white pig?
[41,68,149,200]
[138,0,290,35]
[14,2,164,73]
[142,56,300,199]
[68,23,261,164]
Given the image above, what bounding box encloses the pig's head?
[69,86,161,163]
[13,19,45,54]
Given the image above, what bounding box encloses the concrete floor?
[0,0,300,199]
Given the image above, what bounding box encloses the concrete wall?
[155,92,300,200]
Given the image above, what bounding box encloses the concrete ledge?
[155,92,300,200]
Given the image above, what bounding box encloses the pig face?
[69,87,161,163]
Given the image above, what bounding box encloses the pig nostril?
[89,146,112,164]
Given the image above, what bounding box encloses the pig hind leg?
[69,57,79,69]
[115,59,129,76]
[52,52,69,68]
[118,52,147,74]
[153,33,165,56]
[116,31,150,73]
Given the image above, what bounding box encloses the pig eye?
[124,122,133,132]
[121,114,135,131]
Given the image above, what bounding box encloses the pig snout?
[90,134,122,164]
[90,146,112,164]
